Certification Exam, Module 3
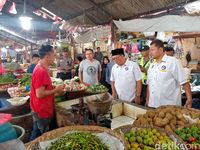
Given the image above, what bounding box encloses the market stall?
[1,0,200,149]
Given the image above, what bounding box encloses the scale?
[70,94,113,128]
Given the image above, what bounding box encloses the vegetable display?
[71,76,80,82]
[19,73,32,86]
[176,125,200,149]
[64,80,86,92]
[87,84,108,93]
[48,132,109,150]
[125,128,179,150]
[0,73,16,84]
[51,78,64,87]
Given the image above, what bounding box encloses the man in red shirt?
[30,45,64,140]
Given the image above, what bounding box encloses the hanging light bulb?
[19,16,32,30]
[19,0,32,30]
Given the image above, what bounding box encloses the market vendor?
[139,45,151,105]
[79,49,101,86]
[30,45,65,141]
[94,47,103,63]
[57,48,73,80]
[27,54,40,73]
[146,39,192,108]
[110,48,142,104]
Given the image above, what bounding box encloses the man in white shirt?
[146,39,192,108]
[110,48,142,104]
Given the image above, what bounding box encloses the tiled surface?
[111,115,135,129]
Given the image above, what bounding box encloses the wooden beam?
[63,0,116,21]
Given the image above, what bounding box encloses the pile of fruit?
[48,132,109,150]
[125,128,179,150]
[133,106,200,133]
[87,84,108,94]
[176,125,200,149]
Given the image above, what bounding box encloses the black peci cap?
[111,48,125,56]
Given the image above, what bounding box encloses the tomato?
[188,137,197,143]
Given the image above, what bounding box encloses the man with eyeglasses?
[110,48,142,104]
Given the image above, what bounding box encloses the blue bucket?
[0,123,17,143]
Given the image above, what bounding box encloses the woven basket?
[114,124,187,150]
[26,125,127,150]
[85,93,113,114]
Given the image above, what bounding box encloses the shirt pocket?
[157,71,171,83]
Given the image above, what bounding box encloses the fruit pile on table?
[176,125,200,150]
[125,128,179,150]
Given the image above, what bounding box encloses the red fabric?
[0,0,7,11]
[0,64,5,74]
[0,113,12,125]
[30,65,54,118]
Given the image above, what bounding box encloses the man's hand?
[55,85,65,93]
[133,96,141,105]
[183,82,192,108]
[184,99,192,108]
[145,101,149,107]
[112,92,118,99]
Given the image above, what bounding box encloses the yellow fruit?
[155,132,160,137]
[131,142,139,148]
[129,137,136,143]
[148,132,153,137]
[130,130,135,136]
[144,135,150,139]
[143,129,148,135]
[152,135,157,141]
[136,136,143,143]
[158,136,163,140]
[152,129,157,134]
[127,143,131,149]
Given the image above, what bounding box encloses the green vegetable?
[48,132,109,150]
[19,73,32,86]
[87,84,108,93]
[0,73,16,84]
[175,125,200,145]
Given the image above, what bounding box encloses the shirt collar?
[161,54,168,62]
[154,54,168,64]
